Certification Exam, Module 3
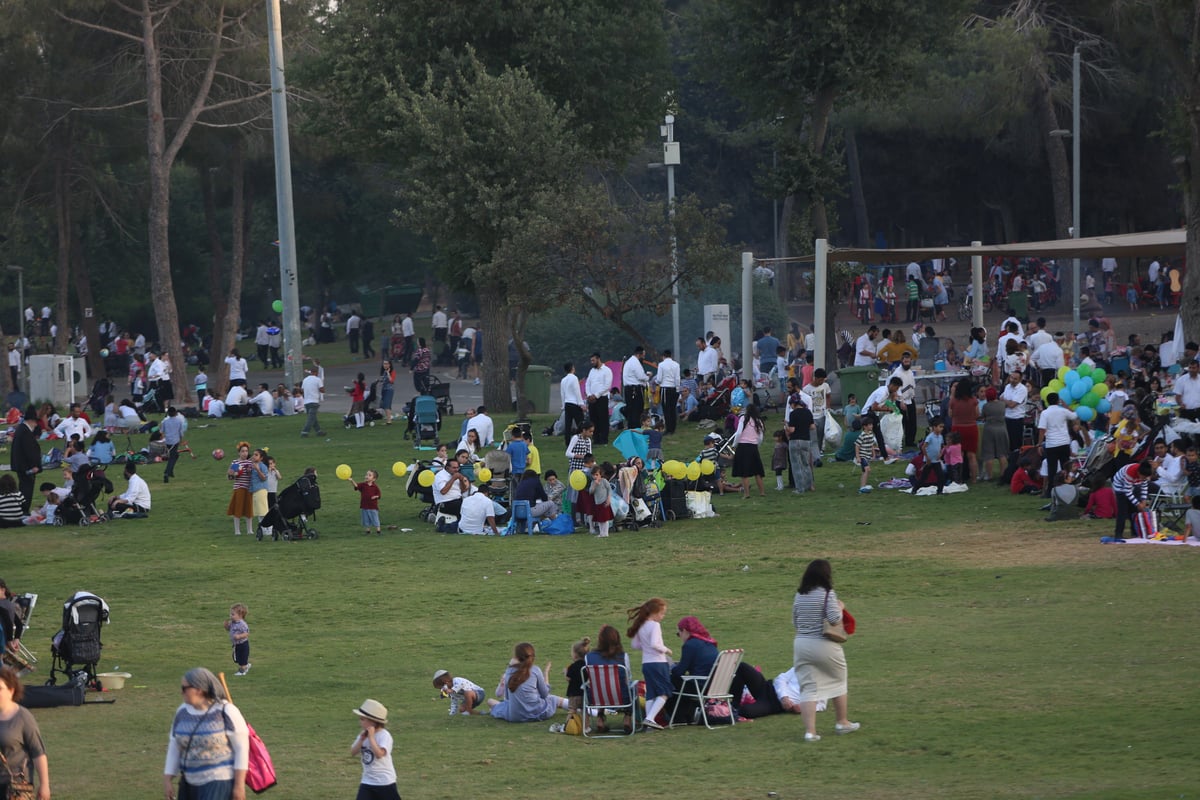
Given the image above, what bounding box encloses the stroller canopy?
[63,591,110,626]
[614,430,649,462]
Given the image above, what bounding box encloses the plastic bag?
[823,414,843,450]
[879,412,904,454]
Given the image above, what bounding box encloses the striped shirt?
[1111,464,1148,503]
[0,491,25,524]
[855,434,877,463]
[793,589,842,637]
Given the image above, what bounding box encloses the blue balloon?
[1073,382,1090,401]
[1076,405,1095,422]
[1079,376,1094,392]
[1064,370,1080,386]
[1096,398,1111,414]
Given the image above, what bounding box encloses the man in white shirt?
[465,405,495,447]
[560,361,585,447]
[345,312,362,355]
[1037,391,1078,498]
[888,353,919,448]
[585,353,614,445]
[863,377,904,462]
[1148,259,1161,287]
[1032,332,1066,386]
[300,365,326,437]
[54,403,93,442]
[695,337,718,383]
[254,322,270,366]
[455,487,499,535]
[1150,439,1185,490]
[853,326,880,367]
[996,321,1022,361]
[250,383,274,417]
[225,384,249,416]
[802,368,833,465]
[431,305,448,356]
[1175,358,1200,421]
[1025,317,1052,351]
[905,261,925,289]
[622,346,649,430]
[1001,370,1028,452]
[400,312,415,366]
[433,457,470,517]
[656,348,681,435]
[7,342,19,388]
[108,463,151,516]
[146,351,169,398]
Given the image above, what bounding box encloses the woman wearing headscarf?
[163,667,249,800]
[668,616,719,724]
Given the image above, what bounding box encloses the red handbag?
[245,723,277,794]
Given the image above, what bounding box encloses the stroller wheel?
[256,527,263,541]
[53,517,64,526]
[308,529,318,540]
[447,405,454,415]
[282,530,292,541]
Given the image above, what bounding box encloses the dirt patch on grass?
[845,525,1197,568]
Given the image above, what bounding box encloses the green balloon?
[1091,383,1107,397]
[1091,369,1107,384]
[272,299,283,313]
[1081,392,1100,408]
[1049,379,1065,392]
[1077,363,1093,377]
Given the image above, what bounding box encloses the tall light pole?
[265,0,302,388]
[6,265,25,395]
[661,114,681,357]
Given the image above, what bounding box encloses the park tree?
[1150,0,1200,343]
[56,0,272,403]
[308,0,672,409]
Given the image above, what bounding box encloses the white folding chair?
[668,647,743,729]
[582,663,635,738]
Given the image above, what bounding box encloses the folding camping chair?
[1150,480,1190,533]
[667,648,744,729]
[582,662,636,738]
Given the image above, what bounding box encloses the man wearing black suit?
[9,407,42,513]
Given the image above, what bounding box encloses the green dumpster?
[835,365,882,409]
[358,285,424,318]
[523,365,553,414]
[1007,289,1028,322]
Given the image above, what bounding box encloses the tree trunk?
[1181,112,1200,345]
[509,307,534,417]
[70,230,106,383]
[808,85,837,242]
[1037,82,1073,240]
[479,285,511,413]
[844,127,870,247]
[201,159,228,394]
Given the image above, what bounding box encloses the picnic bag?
[821,591,849,643]
[563,711,583,736]
[245,723,277,794]
[0,751,34,800]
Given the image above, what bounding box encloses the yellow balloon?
[335,464,352,481]
[418,469,435,487]
[670,461,687,480]
[569,469,588,491]
[477,467,493,483]
[392,461,408,478]
[699,459,715,475]
[686,462,702,481]
[662,460,680,479]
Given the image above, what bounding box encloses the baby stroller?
[406,461,439,522]
[87,377,111,417]
[407,395,441,449]
[390,334,407,362]
[426,375,453,415]
[56,464,113,526]
[47,591,110,688]
[257,471,321,541]
[482,448,513,500]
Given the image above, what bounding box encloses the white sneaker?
[884,457,897,465]
[835,721,860,735]
[804,732,821,741]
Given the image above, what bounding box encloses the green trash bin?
[835,365,882,409]
[522,365,553,414]
[1007,289,1028,322]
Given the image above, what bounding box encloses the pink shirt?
[735,417,764,446]
[943,443,963,466]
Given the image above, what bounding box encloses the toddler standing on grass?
[351,469,382,535]
[224,602,251,675]
[942,431,964,484]
[433,669,486,716]
[627,598,672,730]
[771,430,788,491]
[856,418,879,493]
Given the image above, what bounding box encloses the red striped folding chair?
[582,663,634,738]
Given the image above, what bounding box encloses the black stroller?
[48,591,110,688]
[406,461,439,522]
[257,471,321,541]
[343,380,384,428]
[56,464,113,526]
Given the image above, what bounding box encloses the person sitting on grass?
[433,669,486,716]
[513,469,558,523]
[834,416,863,463]
[108,463,151,517]
[486,642,571,723]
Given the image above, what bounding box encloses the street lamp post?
[661,114,681,358]
[6,264,25,394]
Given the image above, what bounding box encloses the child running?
[350,469,382,535]
[224,603,251,675]
[627,597,672,730]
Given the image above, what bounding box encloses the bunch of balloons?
[660,459,715,481]
[1040,364,1111,423]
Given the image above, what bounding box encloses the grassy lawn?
[5,411,1199,799]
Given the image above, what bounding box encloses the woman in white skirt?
[792,558,859,741]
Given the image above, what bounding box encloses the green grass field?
[6,411,1200,800]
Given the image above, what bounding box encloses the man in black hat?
[9,406,41,513]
